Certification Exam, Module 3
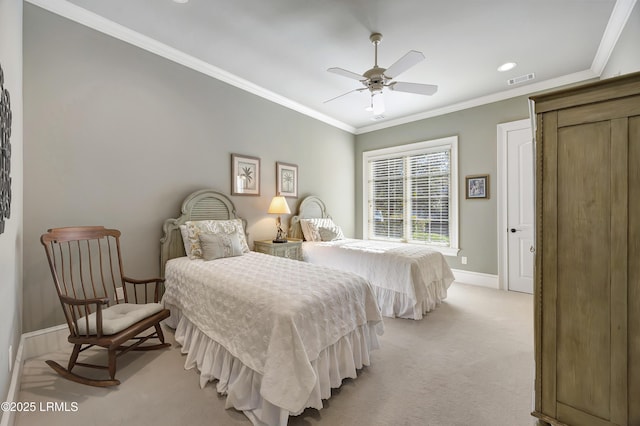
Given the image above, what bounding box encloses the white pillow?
[185,219,250,259]
[200,232,244,260]
[300,218,344,242]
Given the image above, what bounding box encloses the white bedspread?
[302,239,455,319]
[162,252,382,415]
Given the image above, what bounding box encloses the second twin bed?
[290,195,455,320]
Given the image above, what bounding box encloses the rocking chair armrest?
[122,276,165,303]
[59,295,110,338]
[59,294,110,307]
[122,276,165,286]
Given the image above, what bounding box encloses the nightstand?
[253,238,302,261]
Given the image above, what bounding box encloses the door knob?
[510,228,517,233]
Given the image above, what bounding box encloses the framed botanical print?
[465,174,489,199]
[276,162,298,198]
[231,153,260,196]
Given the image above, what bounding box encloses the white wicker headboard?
[289,196,331,240]
[159,189,248,276]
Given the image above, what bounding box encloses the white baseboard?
[451,268,499,289]
[21,324,68,359]
[0,324,68,426]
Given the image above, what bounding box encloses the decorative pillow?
[318,226,344,241]
[300,218,344,241]
[299,219,316,242]
[185,219,250,259]
[199,232,244,261]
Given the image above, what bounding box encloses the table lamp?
[267,195,291,243]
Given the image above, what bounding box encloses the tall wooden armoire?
[530,72,640,426]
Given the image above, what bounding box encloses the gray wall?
[355,97,530,275]
[21,2,640,335]
[23,5,355,332]
[0,0,23,404]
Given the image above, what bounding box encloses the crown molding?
[354,70,598,134]
[591,0,638,76]
[26,0,633,135]
[25,0,356,134]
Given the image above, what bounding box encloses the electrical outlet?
[461,256,468,265]
[9,345,12,372]
[116,287,125,301]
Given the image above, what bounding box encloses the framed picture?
[465,174,490,199]
[231,154,260,196]
[276,162,298,198]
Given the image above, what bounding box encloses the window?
[362,136,459,256]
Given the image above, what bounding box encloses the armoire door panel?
[557,94,640,127]
[557,403,616,426]
[555,122,612,419]
[629,115,640,425]
[609,118,628,426]
[540,111,559,416]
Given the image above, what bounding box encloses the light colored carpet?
[16,283,535,426]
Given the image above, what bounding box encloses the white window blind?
[363,136,459,255]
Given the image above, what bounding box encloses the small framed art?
[465,174,489,199]
[276,162,298,198]
[231,153,260,196]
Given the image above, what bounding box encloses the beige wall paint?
[355,97,530,275]
[23,5,355,332]
[0,0,23,403]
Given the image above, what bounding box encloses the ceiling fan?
[325,32,438,115]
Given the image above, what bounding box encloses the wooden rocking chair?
[41,226,171,387]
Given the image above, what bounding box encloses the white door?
[505,121,534,293]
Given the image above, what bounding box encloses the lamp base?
[272,238,288,243]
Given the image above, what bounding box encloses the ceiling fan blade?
[327,67,366,81]
[389,81,438,96]
[384,50,425,79]
[324,87,366,103]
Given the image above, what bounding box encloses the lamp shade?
[267,196,291,215]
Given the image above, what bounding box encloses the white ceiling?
[30,0,635,133]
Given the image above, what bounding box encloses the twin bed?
[159,189,454,425]
[290,196,455,320]
[160,189,383,426]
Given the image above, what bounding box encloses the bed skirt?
[164,305,381,426]
[373,277,451,320]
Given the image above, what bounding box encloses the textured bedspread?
[302,239,455,317]
[162,252,382,413]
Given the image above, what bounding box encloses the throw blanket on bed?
[162,252,382,413]
[302,239,455,303]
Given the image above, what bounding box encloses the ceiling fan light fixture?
[497,62,517,72]
[365,93,385,115]
[325,33,437,112]
[372,93,385,115]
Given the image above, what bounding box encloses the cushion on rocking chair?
[76,303,164,336]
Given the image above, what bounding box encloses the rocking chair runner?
[41,226,170,387]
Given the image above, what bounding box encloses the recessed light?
[173,0,189,3]
[497,62,517,72]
